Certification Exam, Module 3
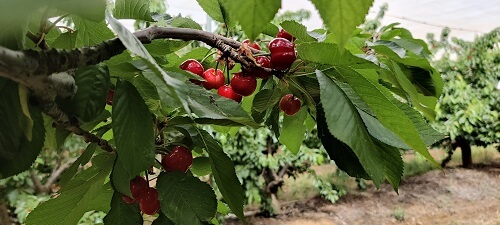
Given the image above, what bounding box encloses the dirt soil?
[225,162,500,225]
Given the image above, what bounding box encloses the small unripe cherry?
[161,146,193,172]
[106,89,114,105]
[218,85,243,103]
[230,72,257,96]
[279,94,301,116]
[138,187,160,215]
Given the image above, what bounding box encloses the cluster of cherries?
[180,29,303,116]
[122,146,193,215]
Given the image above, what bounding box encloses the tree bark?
[456,136,472,168]
[0,202,12,225]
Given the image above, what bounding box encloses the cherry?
[161,146,193,172]
[122,195,136,204]
[202,68,225,90]
[180,59,204,85]
[277,29,295,42]
[268,38,296,70]
[242,39,261,50]
[138,187,160,215]
[218,85,243,103]
[130,176,148,200]
[230,72,257,96]
[106,89,114,105]
[247,56,272,79]
[279,94,301,116]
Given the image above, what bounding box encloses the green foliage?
[157,172,217,225]
[429,28,500,145]
[112,80,156,196]
[0,0,445,224]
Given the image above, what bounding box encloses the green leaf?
[332,67,438,167]
[114,0,153,21]
[53,0,106,22]
[171,17,202,30]
[310,0,373,47]
[196,0,225,23]
[190,157,212,176]
[112,81,155,196]
[368,40,406,58]
[297,42,377,68]
[391,98,445,146]
[316,106,370,179]
[103,191,143,225]
[58,65,110,122]
[145,40,190,56]
[18,86,33,141]
[0,100,45,179]
[26,154,114,225]
[0,79,23,164]
[157,172,217,225]
[279,108,307,154]
[316,70,385,186]
[189,128,245,221]
[374,139,403,191]
[50,32,78,49]
[73,16,115,47]
[280,20,316,42]
[252,88,281,112]
[358,109,409,149]
[59,143,98,187]
[388,61,437,119]
[106,12,191,115]
[220,0,281,40]
[187,83,259,128]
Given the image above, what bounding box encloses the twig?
[37,97,115,153]
[44,158,77,190]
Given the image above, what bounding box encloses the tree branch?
[44,158,77,191]
[37,97,115,153]
[30,170,47,194]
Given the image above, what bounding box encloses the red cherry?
[138,187,160,215]
[230,72,257,96]
[242,39,261,50]
[218,85,243,103]
[248,56,272,79]
[161,146,193,172]
[122,195,136,204]
[106,89,114,105]
[180,59,204,85]
[130,176,148,200]
[277,29,295,42]
[202,68,225,90]
[269,38,296,70]
[279,94,301,116]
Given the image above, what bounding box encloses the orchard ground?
[226,146,500,225]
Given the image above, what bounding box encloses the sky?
[164,0,500,41]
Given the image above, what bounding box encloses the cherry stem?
[225,62,230,84]
[253,53,270,57]
[200,48,216,64]
[145,172,150,188]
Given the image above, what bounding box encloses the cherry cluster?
[122,146,193,215]
[180,29,302,116]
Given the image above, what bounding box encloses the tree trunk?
[0,202,12,225]
[456,137,472,168]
